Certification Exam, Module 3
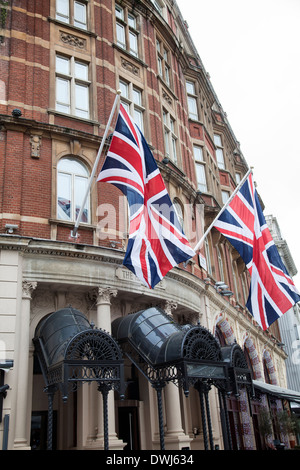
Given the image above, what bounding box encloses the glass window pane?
[115,4,124,20]
[129,31,138,56]
[194,145,203,162]
[132,88,141,106]
[75,61,88,80]
[134,108,143,131]
[165,65,170,85]
[75,83,89,118]
[56,56,70,75]
[216,148,225,168]
[58,158,88,176]
[75,175,89,222]
[188,96,198,119]
[119,81,128,98]
[116,23,126,48]
[186,81,195,95]
[128,13,136,28]
[56,77,70,113]
[164,129,169,156]
[74,2,87,29]
[196,163,207,192]
[121,100,130,113]
[57,172,71,220]
[214,134,222,147]
[56,0,69,22]
[171,136,177,163]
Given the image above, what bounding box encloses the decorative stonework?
[22,280,37,299]
[163,300,177,316]
[121,57,139,76]
[30,135,41,158]
[60,31,86,49]
[96,287,118,304]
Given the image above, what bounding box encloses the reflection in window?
[57,158,90,223]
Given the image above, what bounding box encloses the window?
[173,199,184,229]
[217,246,224,281]
[193,145,207,192]
[186,80,198,120]
[163,109,177,164]
[214,134,225,169]
[56,55,90,118]
[222,190,230,204]
[151,0,163,15]
[204,237,212,275]
[156,39,171,87]
[119,80,144,131]
[115,4,139,57]
[56,0,87,30]
[57,158,90,223]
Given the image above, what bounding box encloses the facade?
[266,215,300,393]
[0,0,299,451]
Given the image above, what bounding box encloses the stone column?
[94,287,124,450]
[163,301,192,449]
[13,281,37,450]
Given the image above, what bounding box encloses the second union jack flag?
[97,104,195,288]
[213,172,300,330]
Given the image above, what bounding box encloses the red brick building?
[0,0,296,451]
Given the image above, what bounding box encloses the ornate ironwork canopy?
[112,306,228,395]
[33,306,125,450]
[33,306,125,401]
[221,343,253,397]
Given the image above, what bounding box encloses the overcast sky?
[177,0,300,287]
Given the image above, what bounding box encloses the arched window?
[173,198,184,229]
[57,158,90,223]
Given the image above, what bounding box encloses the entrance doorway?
[118,405,140,450]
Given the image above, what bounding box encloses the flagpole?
[193,167,253,252]
[71,90,121,238]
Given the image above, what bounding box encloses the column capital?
[96,287,118,305]
[22,280,37,299]
[164,300,177,316]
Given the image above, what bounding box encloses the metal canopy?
[112,307,253,451]
[33,306,125,450]
[112,306,228,392]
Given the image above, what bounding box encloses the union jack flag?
[213,172,300,330]
[97,104,195,288]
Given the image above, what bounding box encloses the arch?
[243,334,263,381]
[215,315,236,345]
[262,350,278,385]
[57,156,90,223]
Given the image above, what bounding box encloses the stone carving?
[60,31,86,49]
[121,57,139,76]
[30,135,41,158]
[22,280,37,299]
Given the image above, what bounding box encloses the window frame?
[186,80,199,121]
[214,134,225,169]
[163,108,178,164]
[57,157,91,224]
[55,54,90,119]
[56,0,88,30]
[115,3,139,58]
[193,145,207,193]
[156,38,172,88]
[119,79,145,132]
